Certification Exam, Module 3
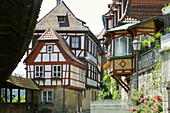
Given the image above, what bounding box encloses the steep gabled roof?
[35,1,88,31]
[107,16,164,32]
[119,0,169,24]
[25,28,85,67]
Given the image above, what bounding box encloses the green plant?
[152,57,162,89]
[150,36,154,43]
[162,3,170,11]
[164,27,170,33]
[155,32,162,39]
[98,71,119,100]
[142,39,149,47]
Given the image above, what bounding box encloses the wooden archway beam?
[114,75,131,91]
[111,75,129,93]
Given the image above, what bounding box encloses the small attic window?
[58,16,65,23]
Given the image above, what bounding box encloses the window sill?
[34,77,45,80]
[41,102,53,105]
[51,77,61,80]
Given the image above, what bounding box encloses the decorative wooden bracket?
[110,72,130,93]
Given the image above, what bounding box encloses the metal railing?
[138,48,160,70]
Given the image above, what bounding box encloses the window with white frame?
[115,37,132,56]
[47,45,52,53]
[42,91,52,102]
[53,65,61,77]
[35,66,43,77]
[71,37,80,49]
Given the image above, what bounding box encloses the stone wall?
[130,65,163,97]
[168,81,170,113]
[67,89,82,113]
[38,88,84,113]
[160,33,170,113]
[90,99,130,113]
[82,88,98,112]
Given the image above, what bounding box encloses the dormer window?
[58,16,65,23]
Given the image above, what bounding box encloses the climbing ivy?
[152,56,162,89]
[98,71,119,100]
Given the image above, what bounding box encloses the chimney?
[56,0,61,6]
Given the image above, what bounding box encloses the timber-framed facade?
[25,1,103,112]
[102,0,168,94]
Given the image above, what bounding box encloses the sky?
[12,0,111,77]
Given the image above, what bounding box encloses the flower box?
[103,61,110,70]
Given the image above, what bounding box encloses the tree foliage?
[99,71,119,100]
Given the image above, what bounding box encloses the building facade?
[25,1,103,112]
[102,0,168,98]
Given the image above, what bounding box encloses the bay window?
[115,37,132,56]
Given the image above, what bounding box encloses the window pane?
[54,66,56,71]
[115,38,119,56]
[20,89,26,103]
[54,73,56,77]
[40,72,43,76]
[75,37,79,42]
[72,37,79,48]
[48,91,52,102]
[7,89,10,102]
[120,37,127,55]
[128,38,132,53]
[40,66,43,71]
[43,92,47,102]
[58,73,61,77]
[36,73,39,77]
[72,37,75,42]
[36,66,39,71]
[1,88,5,102]
[58,66,60,71]
[58,16,65,21]
[48,45,52,53]
[12,89,18,103]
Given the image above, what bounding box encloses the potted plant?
[155,32,162,44]
[162,3,170,15]
[142,39,149,51]
[150,36,155,48]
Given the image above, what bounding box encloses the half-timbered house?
[25,27,87,112]
[25,1,103,112]
[102,0,168,99]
